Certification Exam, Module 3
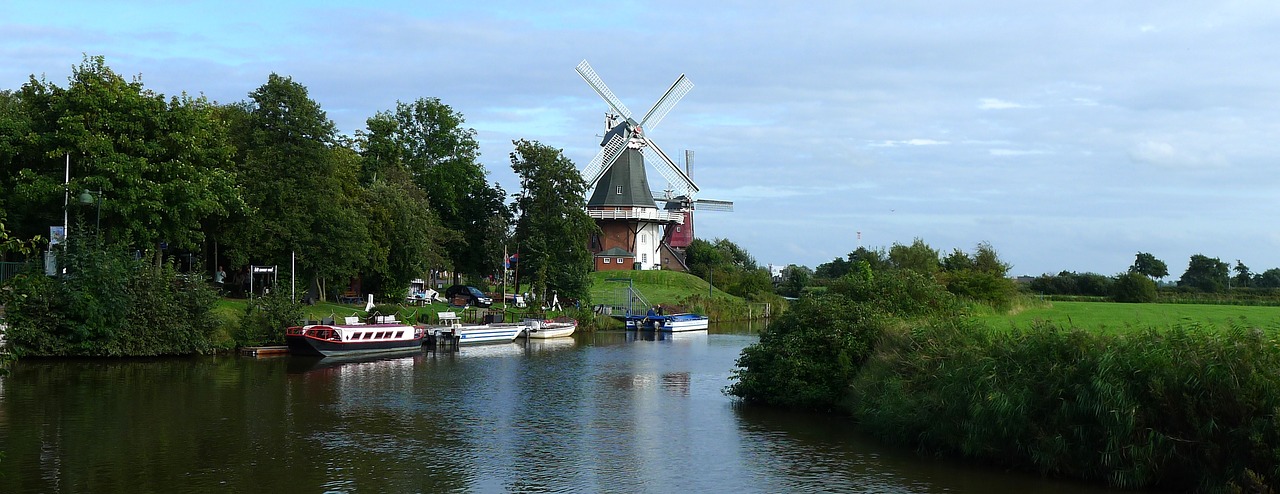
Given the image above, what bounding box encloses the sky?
[4,1,1280,277]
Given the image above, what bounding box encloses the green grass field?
[978,300,1280,334]
[588,270,737,307]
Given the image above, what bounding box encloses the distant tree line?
[779,238,1019,309]
[1028,252,1280,303]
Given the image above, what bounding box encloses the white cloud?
[978,98,1031,110]
[989,148,1048,156]
[1128,140,1228,169]
[868,138,949,147]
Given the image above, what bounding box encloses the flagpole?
[502,244,508,309]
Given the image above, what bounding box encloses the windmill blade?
[641,139,699,196]
[581,133,628,188]
[575,60,632,119]
[694,199,734,212]
[639,74,693,131]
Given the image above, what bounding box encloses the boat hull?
[285,324,424,357]
[429,324,524,345]
[625,314,709,332]
[523,320,577,339]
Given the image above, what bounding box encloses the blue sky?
[5,1,1280,277]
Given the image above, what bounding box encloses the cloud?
[869,138,949,147]
[1128,140,1228,169]
[978,98,1032,110]
[989,148,1048,156]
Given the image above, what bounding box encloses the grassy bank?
[729,273,1280,491]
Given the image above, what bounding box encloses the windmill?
[575,60,733,271]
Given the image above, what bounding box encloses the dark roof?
[598,247,634,257]
[587,148,656,208]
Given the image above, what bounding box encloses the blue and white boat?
[427,312,524,345]
[625,312,709,332]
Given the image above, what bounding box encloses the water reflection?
[0,332,1141,493]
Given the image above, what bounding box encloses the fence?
[0,261,32,284]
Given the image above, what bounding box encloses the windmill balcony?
[587,207,684,224]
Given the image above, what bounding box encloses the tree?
[2,56,237,264]
[361,98,508,281]
[888,238,939,275]
[1255,268,1280,289]
[777,264,812,297]
[939,242,1016,309]
[1232,260,1251,288]
[1130,252,1169,281]
[814,256,851,280]
[509,139,596,301]
[221,74,369,294]
[1113,271,1157,303]
[1178,254,1229,293]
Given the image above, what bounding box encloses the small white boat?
[427,311,523,345]
[522,318,577,339]
[625,313,709,332]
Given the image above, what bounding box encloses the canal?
[0,326,1130,493]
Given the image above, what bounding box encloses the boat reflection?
[286,351,422,375]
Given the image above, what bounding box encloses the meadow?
[976,300,1280,334]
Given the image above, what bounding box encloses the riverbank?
[728,271,1280,491]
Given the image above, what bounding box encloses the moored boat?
[625,313,709,332]
[522,318,577,339]
[427,311,524,345]
[285,316,425,357]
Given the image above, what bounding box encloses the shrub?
[727,269,956,410]
[1112,271,1157,303]
[0,239,221,356]
[849,319,1280,490]
[237,291,302,347]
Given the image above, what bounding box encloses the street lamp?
[78,189,102,234]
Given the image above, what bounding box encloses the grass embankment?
[588,270,734,306]
[588,270,778,323]
[730,275,1280,491]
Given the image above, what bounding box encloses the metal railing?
[587,208,684,223]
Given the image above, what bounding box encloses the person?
[213,266,225,286]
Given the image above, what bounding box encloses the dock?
[240,345,289,357]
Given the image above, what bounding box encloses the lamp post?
[78,189,102,234]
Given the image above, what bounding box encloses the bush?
[849,319,1280,490]
[1113,272,1157,303]
[0,239,221,356]
[237,291,302,347]
[727,269,956,410]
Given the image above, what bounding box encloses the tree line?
[0,55,594,302]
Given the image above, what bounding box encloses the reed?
[849,318,1280,491]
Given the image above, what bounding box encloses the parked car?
[445,285,493,308]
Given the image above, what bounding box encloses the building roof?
[597,247,634,257]
[587,148,656,208]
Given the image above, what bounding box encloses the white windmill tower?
[575,60,732,271]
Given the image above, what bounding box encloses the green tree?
[940,242,1016,309]
[777,264,812,297]
[1177,254,1229,293]
[363,98,508,281]
[2,56,237,263]
[509,139,596,301]
[1255,268,1280,289]
[221,74,369,295]
[888,238,940,275]
[1112,271,1157,303]
[1232,260,1251,289]
[1129,252,1169,281]
[813,256,851,279]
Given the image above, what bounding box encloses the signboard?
[49,226,65,246]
